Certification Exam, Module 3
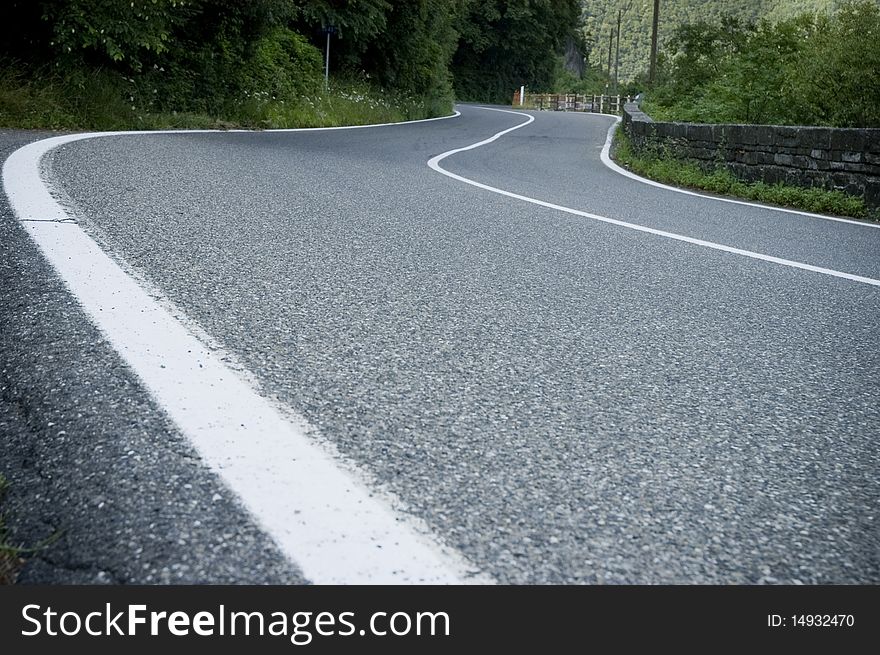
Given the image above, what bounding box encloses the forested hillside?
[580,0,839,83]
[644,0,879,127]
[0,1,580,129]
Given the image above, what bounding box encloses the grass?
[228,83,438,129]
[0,474,62,585]
[0,475,24,585]
[0,64,448,131]
[638,101,681,124]
[612,127,874,220]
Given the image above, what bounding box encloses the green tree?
[786,0,880,126]
[645,0,880,127]
[359,1,462,108]
[452,0,581,103]
[40,0,197,71]
[296,0,390,42]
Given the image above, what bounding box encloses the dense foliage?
[452,0,580,102]
[0,1,582,127]
[579,0,839,84]
[646,0,880,127]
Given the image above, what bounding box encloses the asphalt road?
[0,132,305,584]
[3,105,879,583]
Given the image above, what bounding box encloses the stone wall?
[622,103,880,208]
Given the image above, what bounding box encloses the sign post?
[322,25,337,90]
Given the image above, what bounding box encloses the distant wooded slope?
[581,0,839,82]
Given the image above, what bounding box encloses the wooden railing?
[512,92,632,115]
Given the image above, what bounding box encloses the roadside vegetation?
[0,474,62,584]
[0,1,585,130]
[580,0,840,85]
[643,0,880,128]
[0,63,434,130]
[0,475,24,584]
[612,127,873,220]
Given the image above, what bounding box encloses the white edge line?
[595,115,880,229]
[429,107,880,288]
[2,108,494,585]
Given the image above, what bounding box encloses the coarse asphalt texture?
[4,105,880,583]
[0,131,305,584]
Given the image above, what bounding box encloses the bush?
[785,0,880,127]
[646,0,880,128]
[0,62,139,130]
[238,28,323,102]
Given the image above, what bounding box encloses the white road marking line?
[430,108,880,288]
[594,115,880,229]
[3,111,492,585]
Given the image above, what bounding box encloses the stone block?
[721,124,742,145]
[670,122,689,139]
[832,172,859,190]
[756,125,775,146]
[688,147,715,160]
[687,124,713,141]
[737,126,757,146]
[762,167,783,185]
[799,128,831,150]
[774,153,794,166]
[775,126,799,148]
[740,166,763,183]
[801,171,826,188]
[830,129,867,152]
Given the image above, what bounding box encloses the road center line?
[428,108,880,288]
[3,111,490,585]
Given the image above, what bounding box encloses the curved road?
[2,106,878,584]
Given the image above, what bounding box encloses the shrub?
[646,1,880,128]
[238,28,323,101]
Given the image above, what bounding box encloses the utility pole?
[614,9,622,93]
[649,0,660,84]
[607,29,613,83]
